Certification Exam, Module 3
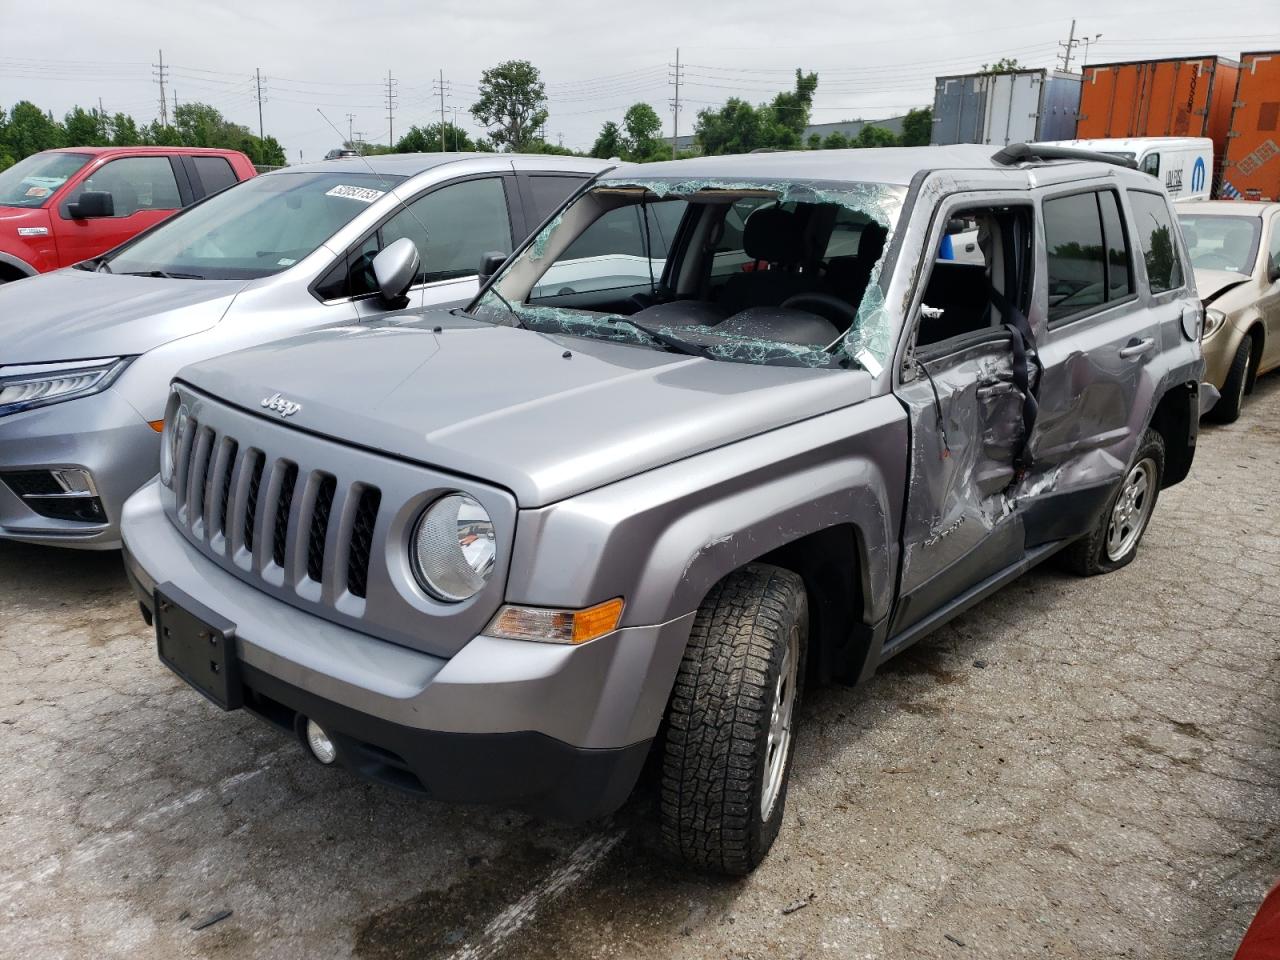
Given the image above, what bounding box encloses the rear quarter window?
[1127,190,1184,295]
[193,156,238,196]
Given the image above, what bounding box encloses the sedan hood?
[1194,268,1252,306]
[181,312,873,506]
[0,269,246,363]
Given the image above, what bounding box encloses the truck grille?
[172,416,380,605]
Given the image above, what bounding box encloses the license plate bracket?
[155,583,243,711]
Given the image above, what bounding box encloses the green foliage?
[395,123,475,153]
[900,107,932,147]
[854,125,898,148]
[470,60,548,152]
[822,131,850,150]
[622,102,664,160]
[590,120,623,159]
[0,99,288,167]
[694,69,818,156]
[980,57,1024,74]
[807,133,823,150]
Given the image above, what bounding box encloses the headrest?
[743,206,804,264]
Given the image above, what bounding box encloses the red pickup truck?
[0,146,256,283]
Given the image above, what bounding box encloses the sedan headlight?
[1202,307,1227,341]
[410,493,496,602]
[0,357,132,417]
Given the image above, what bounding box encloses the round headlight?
[411,493,496,602]
[160,402,187,486]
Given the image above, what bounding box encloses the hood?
[181,312,874,506]
[0,269,246,363]
[1193,268,1252,307]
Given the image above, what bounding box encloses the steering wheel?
[780,292,859,330]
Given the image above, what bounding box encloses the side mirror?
[68,190,114,220]
[477,250,508,287]
[372,237,420,305]
[945,218,969,236]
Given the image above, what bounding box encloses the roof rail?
[992,142,1138,169]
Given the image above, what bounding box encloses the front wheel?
[1210,334,1252,424]
[658,564,808,875]
[1061,429,1165,576]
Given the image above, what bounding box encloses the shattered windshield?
[471,176,908,369]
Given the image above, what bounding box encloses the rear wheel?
[1211,334,1252,424]
[1061,429,1165,576]
[658,563,807,875]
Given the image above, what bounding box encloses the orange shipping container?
[1077,56,1239,174]
[1223,52,1280,201]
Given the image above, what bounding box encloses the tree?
[980,57,1024,74]
[622,102,664,160]
[764,69,819,147]
[807,133,823,150]
[695,98,764,155]
[3,101,64,158]
[900,107,932,147]
[854,125,898,148]
[470,60,548,152]
[64,106,107,146]
[109,113,141,146]
[823,131,850,149]
[590,120,623,159]
[395,123,474,153]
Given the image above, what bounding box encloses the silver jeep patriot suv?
[121,144,1206,875]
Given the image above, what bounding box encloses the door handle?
[1119,337,1155,359]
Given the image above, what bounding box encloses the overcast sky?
[2,0,1278,161]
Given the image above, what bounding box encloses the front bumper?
[121,481,695,820]
[0,391,160,549]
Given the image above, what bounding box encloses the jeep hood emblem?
[261,392,302,418]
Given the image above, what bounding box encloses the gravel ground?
[1,376,1277,960]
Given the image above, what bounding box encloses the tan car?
[1178,201,1280,422]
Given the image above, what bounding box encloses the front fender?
[504,395,908,628]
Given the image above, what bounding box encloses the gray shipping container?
[931,69,1082,146]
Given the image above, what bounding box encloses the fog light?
[305,719,337,764]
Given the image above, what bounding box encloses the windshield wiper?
[120,269,205,280]
[625,323,715,359]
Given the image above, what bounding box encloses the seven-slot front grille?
[173,419,380,604]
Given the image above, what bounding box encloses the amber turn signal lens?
[487,597,625,645]
[148,420,165,432]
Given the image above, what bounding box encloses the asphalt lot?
[1,377,1278,960]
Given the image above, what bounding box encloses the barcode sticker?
[325,185,386,203]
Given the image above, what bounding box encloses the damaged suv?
[121,144,1205,875]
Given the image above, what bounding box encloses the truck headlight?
[1203,307,1227,340]
[160,396,187,487]
[0,357,132,417]
[410,493,496,602]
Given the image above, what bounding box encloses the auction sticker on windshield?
[325,184,386,203]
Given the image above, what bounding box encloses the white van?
[1038,137,1214,201]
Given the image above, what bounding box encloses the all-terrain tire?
[1060,428,1165,576]
[658,563,808,875]
[1211,334,1253,424]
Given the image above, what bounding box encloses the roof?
[601,144,1118,187]
[46,145,247,157]
[274,152,607,178]
[1176,200,1280,217]
[1053,137,1212,150]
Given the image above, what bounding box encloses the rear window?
[1043,190,1134,323]
[1128,191,1184,294]
[0,152,91,208]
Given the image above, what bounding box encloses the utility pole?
[345,113,355,147]
[433,70,452,151]
[255,68,266,141]
[172,89,178,119]
[452,107,460,150]
[97,97,106,139]
[1058,19,1079,72]
[153,50,169,126]
[668,47,683,160]
[385,70,398,146]
[353,131,365,155]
